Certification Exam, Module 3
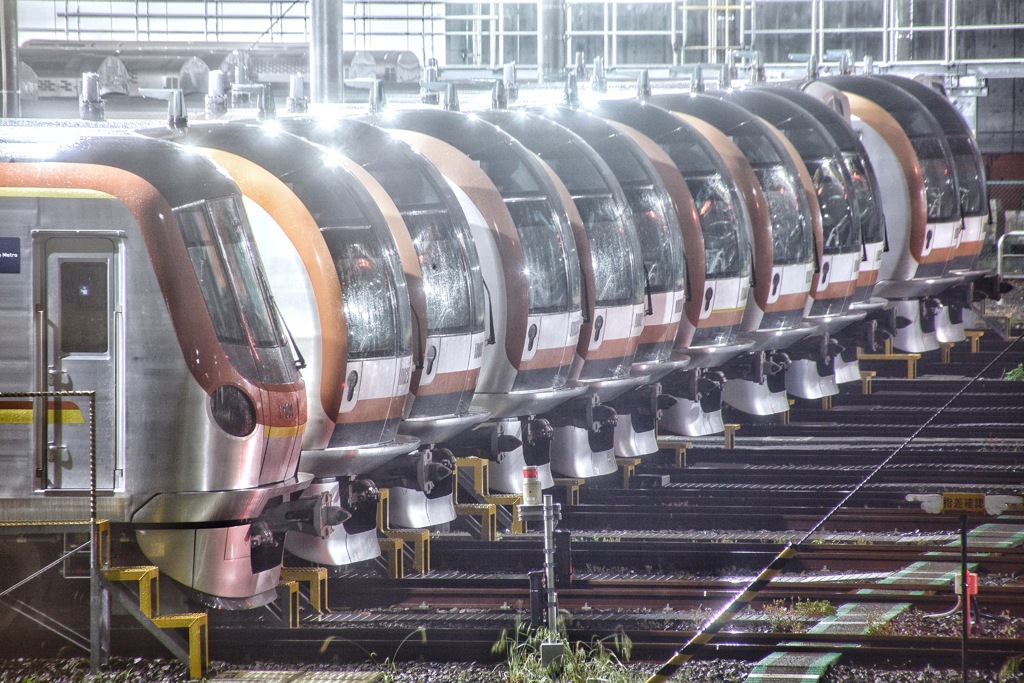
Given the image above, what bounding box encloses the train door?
[36,233,121,492]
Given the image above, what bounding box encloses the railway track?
[174,335,1024,677]
[201,613,1024,670]
[10,333,1024,681]
[314,574,1024,615]
[421,536,1024,575]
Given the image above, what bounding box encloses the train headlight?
[211,385,257,437]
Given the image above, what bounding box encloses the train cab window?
[911,138,959,222]
[321,225,412,358]
[624,187,685,294]
[404,210,483,335]
[177,198,289,354]
[177,205,247,345]
[206,197,287,349]
[60,261,108,355]
[809,157,859,254]
[353,152,486,336]
[571,126,686,295]
[574,194,642,307]
[947,136,987,217]
[843,153,886,245]
[472,140,581,314]
[721,128,813,264]
[506,198,579,315]
[754,165,812,266]
[533,145,643,307]
[657,139,750,282]
[689,176,745,279]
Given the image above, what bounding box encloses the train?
[0,70,1006,612]
[0,124,339,608]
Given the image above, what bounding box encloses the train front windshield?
[405,210,485,335]
[843,152,886,245]
[689,174,744,279]
[754,165,812,265]
[541,109,685,297]
[279,154,415,360]
[478,148,583,316]
[826,76,961,224]
[572,194,643,306]
[539,144,643,309]
[765,87,888,249]
[505,198,578,314]
[332,130,486,338]
[947,136,987,217]
[624,186,685,294]
[808,156,860,254]
[731,92,858,256]
[177,197,288,352]
[320,225,412,359]
[728,130,813,266]
[911,137,959,222]
[873,75,988,220]
[659,138,748,280]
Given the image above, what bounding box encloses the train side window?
[60,261,108,354]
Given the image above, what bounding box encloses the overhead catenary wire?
[646,333,1024,683]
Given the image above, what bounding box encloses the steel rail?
[645,334,1024,682]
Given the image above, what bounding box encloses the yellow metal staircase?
[101,564,208,679]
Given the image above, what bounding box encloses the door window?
[60,261,108,355]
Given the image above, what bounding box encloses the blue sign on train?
[0,238,19,274]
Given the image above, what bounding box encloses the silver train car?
[378,116,589,493]
[875,75,987,279]
[278,117,490,526]
[874,74,996,335]
[148,121,426,564]
[765,86,888,308]
[816,76,964,352]
[650,92,822,416]
[758,85,892,384]
[592,98,755,435]
[478,109,650,479]
[722,88,866,399]
[530,104,689,459]
[0,125,330,608]
[376,108,589,490]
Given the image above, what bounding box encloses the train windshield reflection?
[574,194,643,306]
[843,153,886,244]
[657,140,750,281]
[911,138,959,221]
[178,197,286,349]
[625,186,685,293]
[947,136,987,217]
[321,224,413,358]
[404,210,484,334]
[688,175,745,278]
[754,165,812,265]
[808,157,859,254]
[506,198,580,314]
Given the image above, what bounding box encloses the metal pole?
[89,391,103,674]
[543,494,558,631]
[0,0,19,118]
[538,0,565,82]
[960,514,968,683]
[311,0,345,104]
